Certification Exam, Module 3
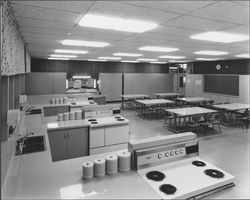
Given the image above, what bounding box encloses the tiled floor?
[121,109,250,199]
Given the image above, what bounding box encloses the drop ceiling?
[11,0,249,62]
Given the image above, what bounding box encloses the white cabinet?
[89,124,129,155]
[89,128,105,148]
[105,125,129,145]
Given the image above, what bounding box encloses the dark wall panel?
[193,59,250,74]
[1,76,8,141]
[26,72,66,95]
[31,59,170,74]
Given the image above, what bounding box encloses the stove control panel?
[136,146,186,167]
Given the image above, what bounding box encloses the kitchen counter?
[46,115,129,131]
[1,114,159,199]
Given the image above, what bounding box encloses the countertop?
[1,114,159,199]
[46,115,129,131]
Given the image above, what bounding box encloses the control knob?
[175,150,179,155]
[180,149,184,154]
[170,151,174,156]
[165,152,169,157]
[158,154,162,159]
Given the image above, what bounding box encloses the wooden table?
[154,93,180,99]
[176,97,212,106]
[165,107,217,133]
[212,103,250,126]
[120,94,149,109]
[136,99,175,118]
[213,103,249,111]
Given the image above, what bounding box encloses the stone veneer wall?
[1,1,30,76]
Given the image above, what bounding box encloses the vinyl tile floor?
[121,109,250,199]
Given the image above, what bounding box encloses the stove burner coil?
[117,118,125,121]
[146,171,165,181]
[91,121,98,124]
[192,160,206,167]
[159,184,177,195]
[88,119,97,122]
[114,116,121,119]
[204,169,225,178]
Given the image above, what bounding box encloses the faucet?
[15,132,34,155]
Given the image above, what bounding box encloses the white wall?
[186,74,250,104]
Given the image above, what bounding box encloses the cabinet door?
[105,125,129,145]
[48,130,68,162]
[89,128,105,148]
[67,128,88,159]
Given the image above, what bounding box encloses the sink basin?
[16,136,46,155]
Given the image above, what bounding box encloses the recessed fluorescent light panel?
[139,46,178,52]
[194,51,228,56]
[121,60,139,63]
[54,49,88,54]
[62,39,109,47]
[195,58,220,61]
[78,14,158,33]
[98,56,121,60]
[88,59,107,62]
[169,60,189,63]
[72,75,91,79]
[48,57,70,60]
[50,54,77,58]
[159,55,185,59]
[137,58,158,62]
[190,31,249,43]
[235,54,249,58]
[150,61,167,64]
[113,53,143,57]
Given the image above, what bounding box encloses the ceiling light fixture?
[150,61,167,64]
[194,51,228,56]
[121,60,139,63]
[78,14,158,33]
[113,53,143,57]
[139,46,178,52]
[54,49,88,54]
[136,58,158,62]
[169,60,189,63]
[190,31,249,43]
[62,39,110,47]
[50,54,77,58]
[195,58,221,61]
[159,55,185,59]
[88,59,107,62]
[48,57,70,60]
[235,54,249,58]
[98,56,121,60]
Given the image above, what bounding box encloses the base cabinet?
[48,127,89,162]
[90,124,129,155]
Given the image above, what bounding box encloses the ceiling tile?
[11,1,95,13]
[163,15,237,31]
[11,3,82,24]
[190,1,249,25]
[120,1,216,14]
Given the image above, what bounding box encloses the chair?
[208,113,223,134]
[163,111,174,127]
[186,116,202,133]
[238,110,250,129]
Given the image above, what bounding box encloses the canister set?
[58,111,82,121]
[82,151,131,180]
[51,97,68,104]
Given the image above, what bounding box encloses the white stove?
[128,132,235,199]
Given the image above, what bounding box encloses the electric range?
[128,132,235,199]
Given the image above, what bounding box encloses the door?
[67,128,88,159]
[105,125,129,145]
[48,130,68,162]
[89,127,105,148]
